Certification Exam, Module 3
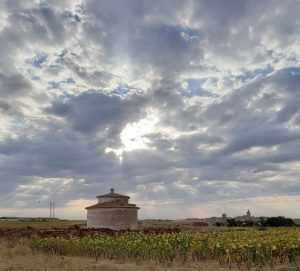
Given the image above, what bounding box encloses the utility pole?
[50,202,52,219]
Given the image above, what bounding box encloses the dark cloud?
[0,73,31,97]
[46,92,146,135]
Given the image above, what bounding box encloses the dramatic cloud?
[0,0,300,219]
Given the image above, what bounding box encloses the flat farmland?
[0,219,86,229]
[0,241,299,271]
[0,221,299,270]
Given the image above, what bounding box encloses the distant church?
[236,209,254,222]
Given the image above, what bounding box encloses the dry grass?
[0,240,299,271]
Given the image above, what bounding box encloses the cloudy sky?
[0,0,300,220]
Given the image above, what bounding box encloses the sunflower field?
[30,228,300,269]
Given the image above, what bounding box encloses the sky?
[0,0,300,220]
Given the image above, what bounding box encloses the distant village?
[188,210,300,227]
[194,209,261,226]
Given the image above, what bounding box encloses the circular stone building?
[85,188,139,230]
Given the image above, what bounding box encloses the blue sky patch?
[184,79,213,97]
[48,81,60,89]
[283,67,300,75]
[112,85,130,96]
[27,53,47,68]
[162,25,199,40]
[65,78,75,84]
[180,27,199,39]
[63,11,81,22]
[57,50,67,59]
[236,65,274,82]
[31,75,40,81]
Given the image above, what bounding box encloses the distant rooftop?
[96,188,130,199]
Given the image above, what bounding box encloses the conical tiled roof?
[96,188,129,199]
[86,201,139,209]
[86,188,139,210]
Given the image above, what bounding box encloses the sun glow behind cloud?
[120,114,158,151]
[105,109,159,159]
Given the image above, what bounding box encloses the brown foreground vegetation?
[0,239,299,271]
[0,227,181,239]
[0,220,86,229]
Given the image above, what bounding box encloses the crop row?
[30,228,300,269]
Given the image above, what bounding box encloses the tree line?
[224,216,296,227]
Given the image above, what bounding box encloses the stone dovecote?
[85,188,139,230]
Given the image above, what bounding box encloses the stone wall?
[87,208,138,230]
